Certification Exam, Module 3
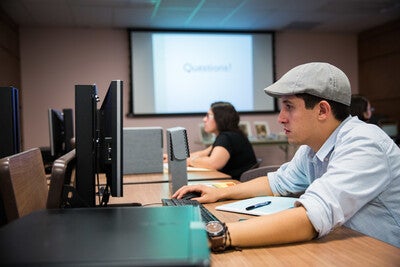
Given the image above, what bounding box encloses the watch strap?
[210,234,226,253]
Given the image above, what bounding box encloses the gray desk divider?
[166,127,190,193]
[123,127,163,174]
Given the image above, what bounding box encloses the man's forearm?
[226,206,317,247]
[219,176,273,200]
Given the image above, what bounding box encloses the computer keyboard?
[161,198,221,223]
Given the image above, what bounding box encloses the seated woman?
[188,101,257,180]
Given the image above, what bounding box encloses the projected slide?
[152,34,253,113]
[130,30,275,115]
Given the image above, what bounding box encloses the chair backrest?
[249,158,263,170]
[240,165,281,183]
[0,148,48,222]
[47,149,76,209]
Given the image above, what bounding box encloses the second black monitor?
[74,80,123,207]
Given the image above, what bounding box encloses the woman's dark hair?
[210,101,241,132]
[295,94,350,122]
[350,94,369,121]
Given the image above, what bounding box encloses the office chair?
[250,158,263,170]
[47,149,76,209]
[240,164,280,183]
[0,148,48,223]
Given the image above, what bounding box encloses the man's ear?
[317,100,331,120]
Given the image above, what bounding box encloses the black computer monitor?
[0,87,21,158]
[75,84,98,207]
[74,80,123,207]
[48,108,74,157]
[0,86,21,225]
[98,80,123,201]
[48,109,63,157]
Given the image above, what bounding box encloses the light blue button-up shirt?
[268,116,400,247]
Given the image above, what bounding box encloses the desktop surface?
[101,169,231,185]
[106,181,400,266]
[0,206,210,267]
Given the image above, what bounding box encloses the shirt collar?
[314,116,352,162]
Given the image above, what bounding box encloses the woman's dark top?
[210,131,257,180]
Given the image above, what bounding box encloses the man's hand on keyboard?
[172,184,220,204]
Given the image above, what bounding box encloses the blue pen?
[245,201,271,211]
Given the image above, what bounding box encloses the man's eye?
[285,105,293,110]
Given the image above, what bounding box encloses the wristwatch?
[205,221,227,252]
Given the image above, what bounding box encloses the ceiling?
[1,0,399,33]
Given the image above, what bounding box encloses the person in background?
[188,101,257,180]
[173,62,400,251]
[350,94,373,122]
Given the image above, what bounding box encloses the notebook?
[216,196,298,216]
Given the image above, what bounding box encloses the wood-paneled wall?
[0,7,22,146]
[358,19,400,129]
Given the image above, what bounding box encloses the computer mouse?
[181,191,201,200]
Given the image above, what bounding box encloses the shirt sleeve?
[297,133,393,238]
[268,145,311,196]
[212,133,233,154]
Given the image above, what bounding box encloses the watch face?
[206,221,224,236]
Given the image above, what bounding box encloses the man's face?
[277,95,320,147]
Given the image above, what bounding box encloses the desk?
[99,169,231,185]
[107,181,400,266]
[105,179,232,205]
[206,201,400,266]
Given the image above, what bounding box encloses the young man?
[173,62,400,249]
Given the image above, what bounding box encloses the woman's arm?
[188,146,230,170]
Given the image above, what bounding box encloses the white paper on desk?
[216,196,298,216]
[187,166,212,171]
[163,163,211,172]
